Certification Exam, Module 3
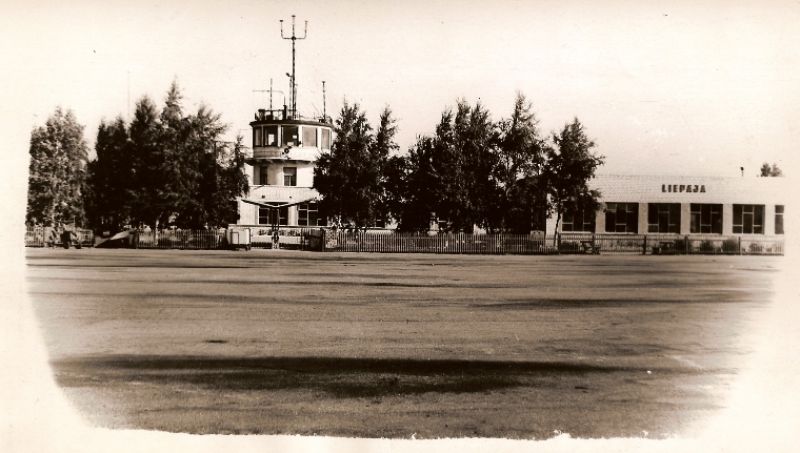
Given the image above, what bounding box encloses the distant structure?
[236,16,333,232]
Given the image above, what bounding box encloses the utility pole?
[280,15,307,118]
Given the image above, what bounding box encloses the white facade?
[236,113,333,227]
[546,174,788,237]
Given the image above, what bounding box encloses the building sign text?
[662,184,706,193]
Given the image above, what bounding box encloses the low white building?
[547,174,787,237]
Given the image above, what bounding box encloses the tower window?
[264,125,278,146]
[283,167,297,186]
[321,128,332,149]
[302,126,318,147]
[253,127,262,147]
[282,126,299,146]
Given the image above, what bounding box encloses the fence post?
[684,235,689,255]
[642,235,647,255]
[738,236,742,255]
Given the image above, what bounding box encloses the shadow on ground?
[53,355,684,398]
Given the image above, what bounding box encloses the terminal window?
[690,204,722,234]
[733,204,764,234]
[775,205,784,235]
[259,207,288,225]
[648,203,681,233]
[298,202,322,226]
[561,208,595,232]
[605,203,638,233]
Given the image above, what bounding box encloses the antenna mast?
[280,15,308,118]
[252,78,284,115]
[322,81,326,121]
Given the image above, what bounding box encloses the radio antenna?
[280,15,308,118]
[322,81,327,122]
[252,78,284,112]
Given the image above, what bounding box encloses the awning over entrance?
[240,197,318,210]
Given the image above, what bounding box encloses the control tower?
[237,16,333,229]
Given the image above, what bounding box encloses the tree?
[26,107,89,227]
[760,162,783,177]
[496,93,546,232]
[458,101,501,231]
[382,153,409,228]
[371,107,400,226]
[543,118,605,243]
[314,101,392,228]
[84,82,249,231]
[85,117,133,231]
[207,135,250,227]
[397,100,502,233]
[393,136,438,231]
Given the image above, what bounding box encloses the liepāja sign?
[662,184,706,193]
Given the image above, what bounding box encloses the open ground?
[25,249,778,439]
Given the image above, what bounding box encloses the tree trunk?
[553,211,561,246]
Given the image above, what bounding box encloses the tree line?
[26,82,249,231]
[314,93,605,233]
[27,89,606,234]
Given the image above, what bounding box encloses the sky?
[3,0,799,178]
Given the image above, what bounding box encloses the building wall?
[251,161,315,187]
[547,175,788,236]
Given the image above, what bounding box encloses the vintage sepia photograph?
[3,1,799,452]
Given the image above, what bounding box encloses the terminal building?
[547,174,786,237]
[234,18,786,243]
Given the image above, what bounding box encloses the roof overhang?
[241,197,318,209]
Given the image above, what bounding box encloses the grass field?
[25,248,778,439]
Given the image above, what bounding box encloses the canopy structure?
[240,197,318,210]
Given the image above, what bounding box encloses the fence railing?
[25,226,94,248]
[323,231,550,254]
[132,230,227,250]
[324,230,785,256]
[237,226,325,251]
[25,226,785,256]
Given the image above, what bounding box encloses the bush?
[698,240,717,254]
[722,238,740,254]
[673,238,688,254]
[558,241,581,253]
[748,242,763,254]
